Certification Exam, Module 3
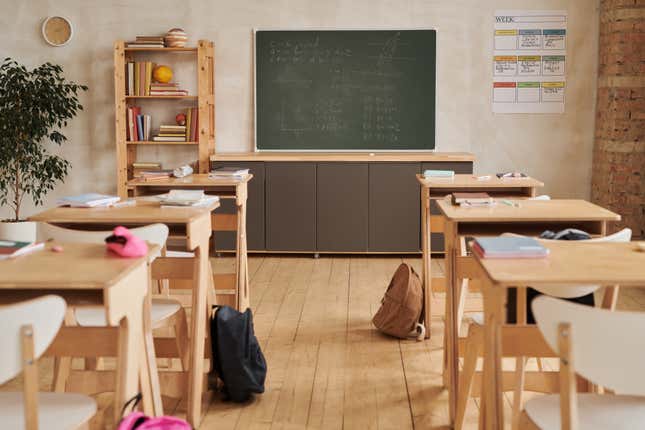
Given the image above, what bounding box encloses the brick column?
[591,0,645,238]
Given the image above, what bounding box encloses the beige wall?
[0,0,599,218]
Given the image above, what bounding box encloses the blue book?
[137,115,144,141]
[473,236,549,259]
[423,169,454,178]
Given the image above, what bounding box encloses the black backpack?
[210,306,267,402]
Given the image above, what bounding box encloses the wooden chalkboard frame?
[253,28,438,152]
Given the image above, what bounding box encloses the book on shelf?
[209,167,250,178]
[153,136,187,142]
[126,36,164,48]
[133,169,173,181]
[56,193,121,208]
[127,62,134,96]
[149,90,189,96]
[184,107,198,142]
[452,192,494,206]
[0,240,45,260]
[132,161,162,169]
[471,236,549,259]
[126,62,156,96]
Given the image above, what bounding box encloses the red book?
[130,106,141,141]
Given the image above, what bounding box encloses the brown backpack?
[372,263,425,340]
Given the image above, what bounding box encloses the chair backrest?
[0,295,66,384]
[502,228,632,299]
[38,223,169,248]
[533,296,645,395]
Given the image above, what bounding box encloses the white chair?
[521,296,645,430]
[0,295,96,430]
[37,223,190,390]
[455,228,632,430]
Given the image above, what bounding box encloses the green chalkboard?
[255,30,436,151]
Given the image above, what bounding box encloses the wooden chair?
[455,228,632,430]
[520,296,645,430]
[0,295,96,430]
[37,223,190,391]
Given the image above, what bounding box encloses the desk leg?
[114,307,143,424]
[443,220,459,424]
[421,187,432,338]
[187,238,210,427]
[236,182,250,311]
[481,279,505,430]
[139,271,163,416]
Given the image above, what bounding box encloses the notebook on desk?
[472,236,549,259]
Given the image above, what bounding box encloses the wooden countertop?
[436,199,621,223]
[417,174,544,189]
[30,199,219,225]
[210,152,475,162]
[0,243,157,289]
[474,241,645,287]
[128,174,252,187]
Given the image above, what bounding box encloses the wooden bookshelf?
[114,40,215,198]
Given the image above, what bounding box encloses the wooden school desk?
[128,174,252,311]
[0,242,159,424]
[30,199,218,427]
[472,241,645,430]
[416,174,544,335]
[436,198,621,426]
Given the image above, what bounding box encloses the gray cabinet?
[266,163,316,251]
[209,156,474,253]
[317,163,368,252]
[211,162,265,251]
[369,163,421,252]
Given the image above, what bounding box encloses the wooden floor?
[5,255,645,429]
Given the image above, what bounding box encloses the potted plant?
[0,58,87,241]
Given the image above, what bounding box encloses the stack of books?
[159,190,220,208]
[452,192,495,207]
[0,240,45,261]
[126,36,164,48]
[423,169,454,178]
[56,193,121,208]
[132,161,161,177]
[209,167,250,179]
[126,106,151,141]
[136,170,173,181]
[126,62,154,96]
[153,125,186,142]
[149,82,188,96]
[471,236,549,259]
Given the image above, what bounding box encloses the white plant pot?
[0,221,37,242]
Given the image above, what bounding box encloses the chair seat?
[525,393,645,430]
[0,392,96,429]
[75,299,182,326]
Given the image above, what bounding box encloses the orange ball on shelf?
[152,65,173,83]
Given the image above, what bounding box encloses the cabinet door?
[266,163,316,251]
[368,163,421,252]
[317,163,368,252]
[422,161,474,251]
[211,162,266,251]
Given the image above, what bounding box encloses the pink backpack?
[117,412,190,430]
[117,394,190,430]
